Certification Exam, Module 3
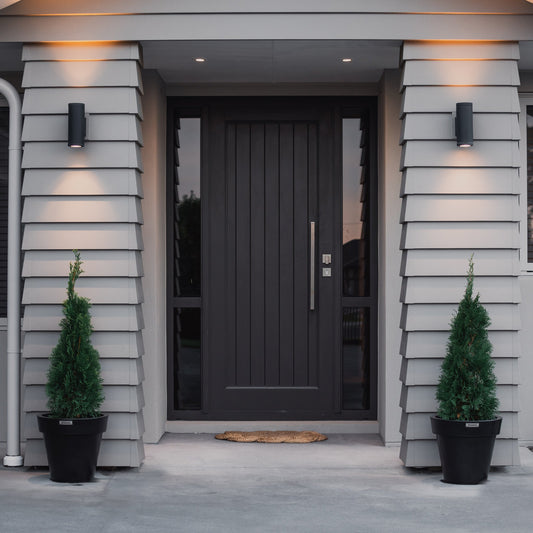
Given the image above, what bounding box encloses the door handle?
[310,221,316,311]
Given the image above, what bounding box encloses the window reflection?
[174,308,201,410]
[342,118,368,297]
[342,307,369,410]
[176,118,201,297]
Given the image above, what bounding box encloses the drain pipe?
[0,78,23,467]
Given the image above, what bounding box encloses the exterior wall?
[140,70,167,443]
[399,41,521,467]
[377,70,403,445]
[21,42,145,467]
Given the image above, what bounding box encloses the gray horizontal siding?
[23,304,144,331]
[399,41,520,467]
[23,358,144,386]
[21,42,146,468]
[400,330,520,359]
[22,223,143,250]
[22,115,143,144]
[22,250,143,277]
[401,195,520,222]
[401,168,519,196]
[400,357,519,386]
[22,197,143,224]
[22,87,143,117]
[22,42,142,62]
[401,41,521,61]
[402,60,520,87]
[22,142,143,170]
[402,86,520,114]
[401,140,520,168]
[22,277,144,304]
[401,113,520,142]
[22,169,143,197]
[400,276,521,303]
[23,331,144,359]
[22,61,143,90]
[401,249,519,277]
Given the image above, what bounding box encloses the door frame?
[166,96,378,421]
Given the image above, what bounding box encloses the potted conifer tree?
[431,258,501,484]
[37,251,107,482]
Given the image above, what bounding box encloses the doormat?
[215,431,327,443]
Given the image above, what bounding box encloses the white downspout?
[0,78,23,467]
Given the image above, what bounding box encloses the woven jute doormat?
[215,430,328,443]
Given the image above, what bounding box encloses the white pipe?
[0,78,23,467]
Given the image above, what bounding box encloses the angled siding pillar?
[21,42,145,467]
[399,41,521,467]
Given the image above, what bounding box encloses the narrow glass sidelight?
[175,118,201,298]
[341,113,374,414]
[172,116,202,411]
[342,118,368,297]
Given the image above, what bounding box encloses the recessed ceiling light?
[194,57,206,63]
[341,58,352,63]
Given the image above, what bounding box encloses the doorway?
[167,97,377,420]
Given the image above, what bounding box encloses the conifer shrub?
[45,250,104,418]
[436,258,499,421]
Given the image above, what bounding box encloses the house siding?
[399,41,521,467]
[20,42,145,467]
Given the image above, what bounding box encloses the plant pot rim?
[38,413,107,421]
[431,415,502,438]
[431,415,502,424]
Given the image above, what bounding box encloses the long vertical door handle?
[310,221,316,310]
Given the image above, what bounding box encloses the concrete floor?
[1,434,533,533]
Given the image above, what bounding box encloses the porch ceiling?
[141,40,402,84]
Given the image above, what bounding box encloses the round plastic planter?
[430,416,502,485]
[37,414,108,483]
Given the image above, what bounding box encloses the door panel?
[207,105,333,416]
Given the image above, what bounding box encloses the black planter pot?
[431,416,502,485]
[37,414,108,483]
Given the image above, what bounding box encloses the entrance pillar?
[399,41,521,466]
[21,42,145,466]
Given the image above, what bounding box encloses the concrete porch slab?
[1,434,533,532]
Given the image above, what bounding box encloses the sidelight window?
[170,116,202,411]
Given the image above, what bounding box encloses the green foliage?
[46,251,104,418]
[436,258,499,421]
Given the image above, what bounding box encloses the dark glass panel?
[174,308,201,410]
[342,118,368,297]
[342,307,370,410]
[175,118,201,297]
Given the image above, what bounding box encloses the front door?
[167,97,377,420]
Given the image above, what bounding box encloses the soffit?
[142,40,401,84]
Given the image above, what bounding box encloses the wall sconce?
[455,102,473,148]
[68,103,86,148]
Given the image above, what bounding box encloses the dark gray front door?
[206,103,336,418]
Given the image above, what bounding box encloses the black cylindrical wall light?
[455,102,473,148]
[68,103,86,148]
